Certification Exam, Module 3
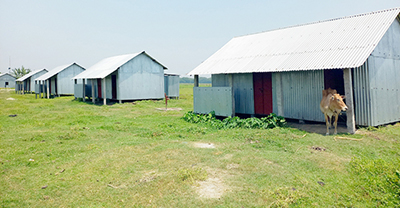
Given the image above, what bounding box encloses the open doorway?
[112,75,117,99]
[324,69,344,95]
[324,69,346,123]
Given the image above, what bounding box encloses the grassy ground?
[1,85,399,207]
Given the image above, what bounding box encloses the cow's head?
[330,93,348,112]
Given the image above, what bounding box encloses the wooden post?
[82,79,86,102]
[47,80,50,99]
[343,68,356,134]
[275,73,284,117]
[91,79,95,104]
[103,78,106,105]
[194,75,199,87]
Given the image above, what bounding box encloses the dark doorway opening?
[324,69,347,124]
[253,72,273,115]
[324,69,344,95]
[112,75,117,99]
[54,77,58,95]
[49,79,51,96]
[97,79,102,98]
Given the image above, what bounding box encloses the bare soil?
[287,121,349,135]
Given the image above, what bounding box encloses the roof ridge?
[235,7,400,38]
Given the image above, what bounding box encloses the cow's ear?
[331,96,335,100]
[342,95,346,99]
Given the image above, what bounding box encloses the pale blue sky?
[0,0,399,76]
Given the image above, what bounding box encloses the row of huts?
[13,51,179,104]
[188,8,400,133]
[6,8,400,133]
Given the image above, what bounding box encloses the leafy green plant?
[182,111,286,129]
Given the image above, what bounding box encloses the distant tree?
[179,77,211,83]
[11,66,31,78]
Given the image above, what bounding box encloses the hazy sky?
[1,0,399,76]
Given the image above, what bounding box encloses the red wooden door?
[253,73,273,115]
[97,79,102,98]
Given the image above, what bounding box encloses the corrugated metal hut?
[0,73,16,88]
[34,63,85,99]
[15,69,48,94]
[164,73,180,98]
[188,8,400,132]
[73,51,167,105]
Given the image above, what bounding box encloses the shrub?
[182,111,286,129]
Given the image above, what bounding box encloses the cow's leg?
[324,114,330,135]
[333,113,339,135]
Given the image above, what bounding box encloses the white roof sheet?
[73,51,167,79]
[16,69,47,81]
[188,8,400,75]
[35,63,82,81]
[0,73,16,78]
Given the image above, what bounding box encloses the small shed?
[72,51,167,105]
[188,8,400,132]
[34,63,85,99]
[0,73,16,88]
[164,73,180,98]
[15,69,48,94]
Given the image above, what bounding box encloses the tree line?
[180,77,211,83]
[1,66,31,78]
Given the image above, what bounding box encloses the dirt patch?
[226,163,239,170]
[156,108,182,111]
[6,98,15,100]
[287,121,349,135]
[192,142,215,149]
[196,177,225,199]
[195,168,229,199]
[222,154,233,160]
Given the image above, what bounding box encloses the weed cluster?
[177,167,208,184]
[182,111,286,129]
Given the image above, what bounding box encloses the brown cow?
[320,88,348,135]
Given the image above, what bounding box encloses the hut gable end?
[118,53,164,100]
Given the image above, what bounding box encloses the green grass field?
[1,85,399,207]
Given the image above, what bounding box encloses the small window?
[5,82,8,85]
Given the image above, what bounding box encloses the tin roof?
[16,69,47,82]
[0,73,16,78]
[188,8,400,75]
[35,63,83,81]
[73,51,167,79]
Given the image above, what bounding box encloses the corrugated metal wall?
[73,83,92,98]
[30,70,47,93]
[357,17,400,126]
[118,53,164,100]
[353,62,372,126]
[57,64,85,95]
[212,73,254,114]
[273,70,325,122]
[193,87,233,117]
[0,74,16,88]
[164,75,180,98]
